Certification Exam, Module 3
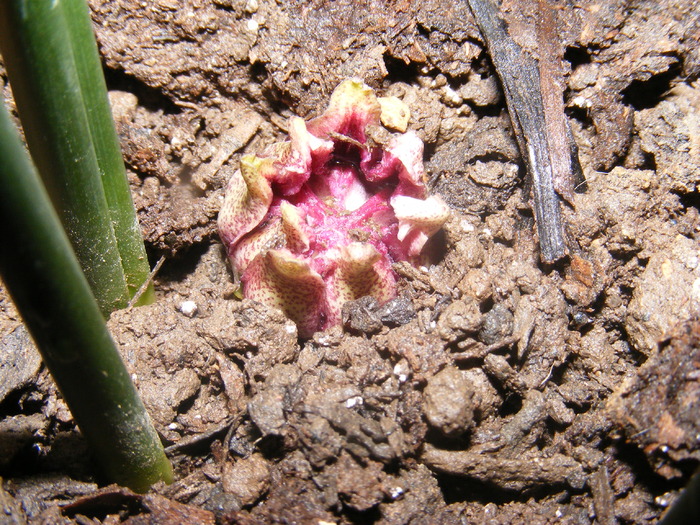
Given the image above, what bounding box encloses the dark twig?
[466,0,580,262]
[164,414,241,455]
[590,465,617,525]
[536,0,580,204]
[127,255,166,309]
[452,334,520,360]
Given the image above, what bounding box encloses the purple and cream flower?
[218,80,449,337]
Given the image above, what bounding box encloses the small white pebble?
[131,373,138,382]
[244,0,259,13]
[170,135,185,149]
[345,396,363,408]
[442,85,462,106]
[389,486,404,499]
[460,219,475,232]
[316,335,332,347]
[655,493,673,508]
[246,18,259,32]
[555,509,563,518]
[168,422,179,430]
[686,255,698,269]
[378,96,410,132]
[179,300,198,317]
[285,323,297,334]
[394,362,410,383]
[572,95,592,109]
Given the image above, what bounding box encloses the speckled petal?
[271,117,333,195]
[307,79,381,141]
[280,200,310,252]
[325,242,397,325]
[361,131,426,194]
[243,249,327,338]
[218,155,274,250]
[391,195,451,257]
[231,216,282,274]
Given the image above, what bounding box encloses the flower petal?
[325,242,397,326]
[307,79,381,142]
[311,165,369,212]
[390,131,428,198]
[218,155,274,250]
[270,117,333,196]
[280,200,310,253]
[230,216,282,274]
[391,195,451,257]
[360,131,425,194]
[243,249,327,338]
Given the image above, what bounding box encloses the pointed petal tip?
[308,79,381,140]
[218,159,274,249]
[391,195,450,257]
[243,249,327,338]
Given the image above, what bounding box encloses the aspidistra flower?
[218,80,449,337]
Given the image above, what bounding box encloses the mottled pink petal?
[270,117,333,195]
[310,165,369,212]
[361,147,402,183]
[391,195,451,257]
[307,79,381,141]
[243,249,327,338]
[325,243,397,326]
[218,155,274,250]
[361,132,425,197]
[230,217,282,274]
[280,200,310,253]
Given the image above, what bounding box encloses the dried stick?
[467,0,580,262]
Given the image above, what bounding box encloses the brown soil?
[1,1,699,523]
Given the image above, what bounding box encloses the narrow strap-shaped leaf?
[61,0,154,304]
[0,94,172,492]
[0,0,129,314]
